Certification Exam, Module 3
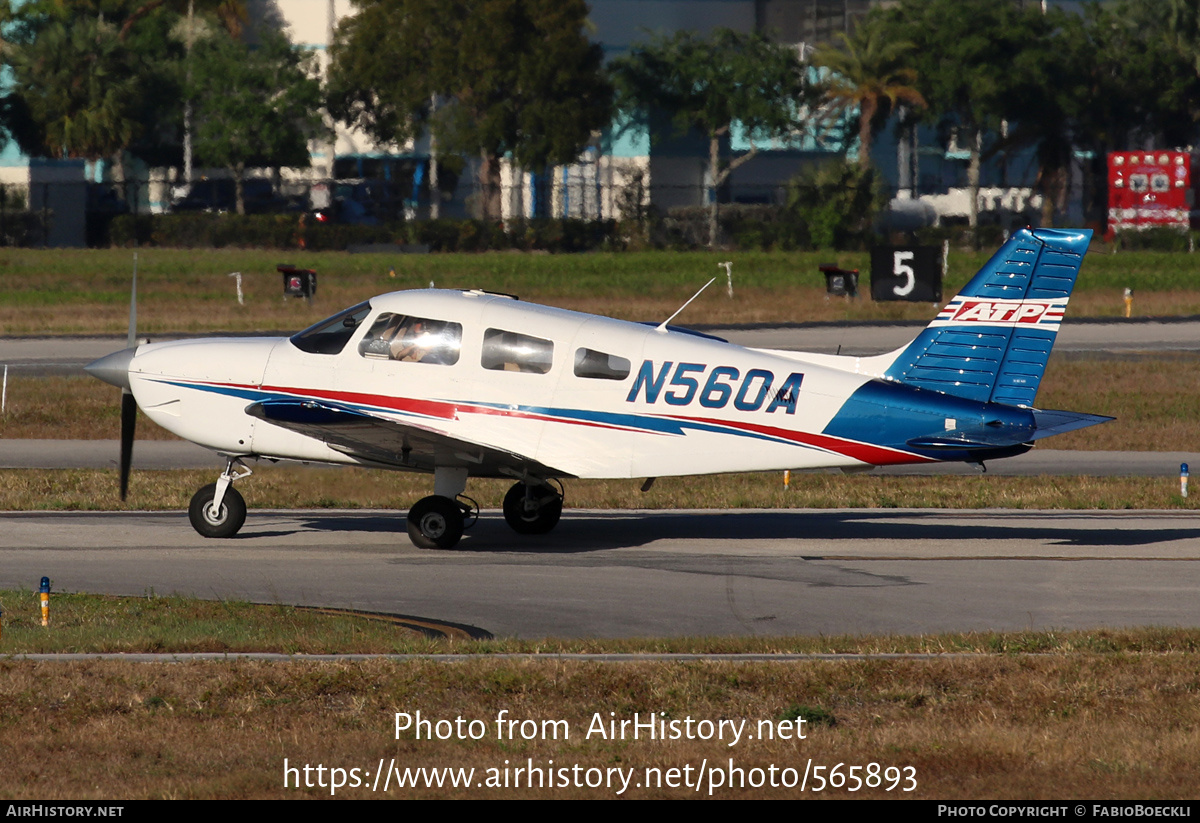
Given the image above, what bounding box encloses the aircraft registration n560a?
[86,227,1109,549]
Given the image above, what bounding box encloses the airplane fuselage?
[124,289,1033,479]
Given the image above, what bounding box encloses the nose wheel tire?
[407,495,466,549]
[503,482,563,535]
[188,483,247,538]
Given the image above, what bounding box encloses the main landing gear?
[502,480,563,535]
[404,469,564,550]
[406,466,478,549]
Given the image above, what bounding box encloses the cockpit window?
[481,328,553,374]
[290,302,371,354]
[574,348,631,380]
[358,312,462,365]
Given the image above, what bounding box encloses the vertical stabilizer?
[882,227,1091,406]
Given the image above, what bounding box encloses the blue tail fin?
[883,227,1091,407]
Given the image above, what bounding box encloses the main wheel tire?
[188,483,247,538]
[407,495,465,549]
[503,482,563,535]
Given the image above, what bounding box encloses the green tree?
[328,0,612,220]
[187,31,322,214]
[610,27,809,247]
[886,0,1046,230]
[0,0,250,180]
[5,17,144,172]
[1026,2,1198,224]
[812,14,925,170]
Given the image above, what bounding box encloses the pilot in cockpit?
[390,318,432,362]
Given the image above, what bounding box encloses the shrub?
[784,159,886,250]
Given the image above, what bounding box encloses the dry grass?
[3,245,1200,336]
[2,653,1199,798]
[5,589,1198,655]
[0,591,433,653]
[0,375,180,441]
[0,467,1194,512]
[1038,355,1200,450]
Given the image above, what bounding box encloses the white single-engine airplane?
[86,227,1109,548]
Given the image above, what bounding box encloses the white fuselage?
[126,290,924,478]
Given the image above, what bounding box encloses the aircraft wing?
[245,398,568,477]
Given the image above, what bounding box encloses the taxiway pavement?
[1,508,1197,638]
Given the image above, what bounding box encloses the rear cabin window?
[290,302,371,354]
[481,329,553,374]
[358,313,462,365]
[574,348,631,380]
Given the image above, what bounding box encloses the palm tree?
[813,18,925,169]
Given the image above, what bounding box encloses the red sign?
[1107,151,1190,236]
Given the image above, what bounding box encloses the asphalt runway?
[2,508,1198,638]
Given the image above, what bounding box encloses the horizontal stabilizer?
[1027,408,1114,441]
[907,428,1034,451]
[906,408,1112,452]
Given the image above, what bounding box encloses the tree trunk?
[967,129,981,233]
[234,163,246,216]
[707,135,720,247]
[477,151,502,221]
[429,139,440,221]
[1039,165,1067,228]
[858,97,878,170]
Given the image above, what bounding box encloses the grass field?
[2,244,1200,334]
[10,652,1200,799]
[1,591,1198,799]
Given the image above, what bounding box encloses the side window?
[481,329,553,374]
[358,313,462,365]
[574,348,631,380]
[290,302,371,355]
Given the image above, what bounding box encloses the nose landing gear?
[188,458,252,538]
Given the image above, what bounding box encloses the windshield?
[289,302,371,354]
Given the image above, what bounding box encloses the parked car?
[311,180,407,225]
[170,178,302,214]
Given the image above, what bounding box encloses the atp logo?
[938,299,1065,327]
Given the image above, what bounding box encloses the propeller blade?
[120,252,139,501]
[119,389,136,500]
[128,252,138,349]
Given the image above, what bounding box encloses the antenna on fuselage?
[655,278,715,333]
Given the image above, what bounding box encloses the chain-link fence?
[0,172,1050,250]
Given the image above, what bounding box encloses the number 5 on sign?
[869,246,942,303]
[892,251,915,297]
